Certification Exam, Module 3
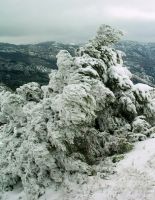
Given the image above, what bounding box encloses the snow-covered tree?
[0,24,155,199]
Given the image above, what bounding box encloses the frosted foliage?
[119,95,137,116]
[90,80,115,111]
[108,65,133,90]
[132,116,151,134]
[92,24,123,48]
[56,50,74,71]
[133,83,153,102]
[0,24,155,200]
[101,47,122,67]
[16,82,43,102]
[58,84,96,126]
[45,50,76,95]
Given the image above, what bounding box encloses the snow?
[79,66,99,77]
[2,138,155,200]
[134,83,153,92]
[133,83,153,101]
[108,64,133,89]
[92,138,155,200]
[109,64,132,79]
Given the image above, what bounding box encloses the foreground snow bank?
[92,138,155,200]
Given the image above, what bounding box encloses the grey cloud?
[0,0,155,44]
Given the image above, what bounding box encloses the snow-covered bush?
[92,24,123,48]
[0,24,155,199]
[16,82,43,102]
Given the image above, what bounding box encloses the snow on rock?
[0,24,155,199]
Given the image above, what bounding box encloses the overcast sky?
[1,0,155,44]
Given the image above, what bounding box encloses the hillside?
[0,42,78,89]
[116,41,155,85]
[0,40,155,89]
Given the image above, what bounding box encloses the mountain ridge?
[0,40,155,89]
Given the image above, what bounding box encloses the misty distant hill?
[0,42,78,89]
[115,41,155,85]
[0,40,155,89]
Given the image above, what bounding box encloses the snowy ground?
[91,138,155,200]
[2,138,155,200]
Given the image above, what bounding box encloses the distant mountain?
[115,41,155,86]
[0,42,78,89]
[0,40,155,89]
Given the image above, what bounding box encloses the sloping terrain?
[1,40,155,89]
[91,138,155,200]
[0,42,77,89]
[116,41,155,85]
